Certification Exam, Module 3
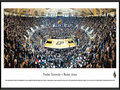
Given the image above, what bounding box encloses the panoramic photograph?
[4,8,116,68]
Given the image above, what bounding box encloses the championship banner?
[58,20,62,24]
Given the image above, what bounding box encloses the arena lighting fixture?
[26,30,30,35]
[46,14,48,16]
[80,25,95,40]
[23,35,28,41]
[27,29,33,38]
[26,30,31,41]
[46,8,76,17]
[30,27,35,33]
[35,26,39,29]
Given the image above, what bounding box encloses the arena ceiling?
[4,8,116,17]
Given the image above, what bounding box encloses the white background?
[1,2,119,88]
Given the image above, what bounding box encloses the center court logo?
[45,38,76,49]
[56,41,64,45]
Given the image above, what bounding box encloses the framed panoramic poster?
[1,1,119,89]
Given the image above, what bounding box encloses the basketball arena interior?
[4,8,116,68]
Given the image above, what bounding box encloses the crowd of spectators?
[4,14,116,68]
